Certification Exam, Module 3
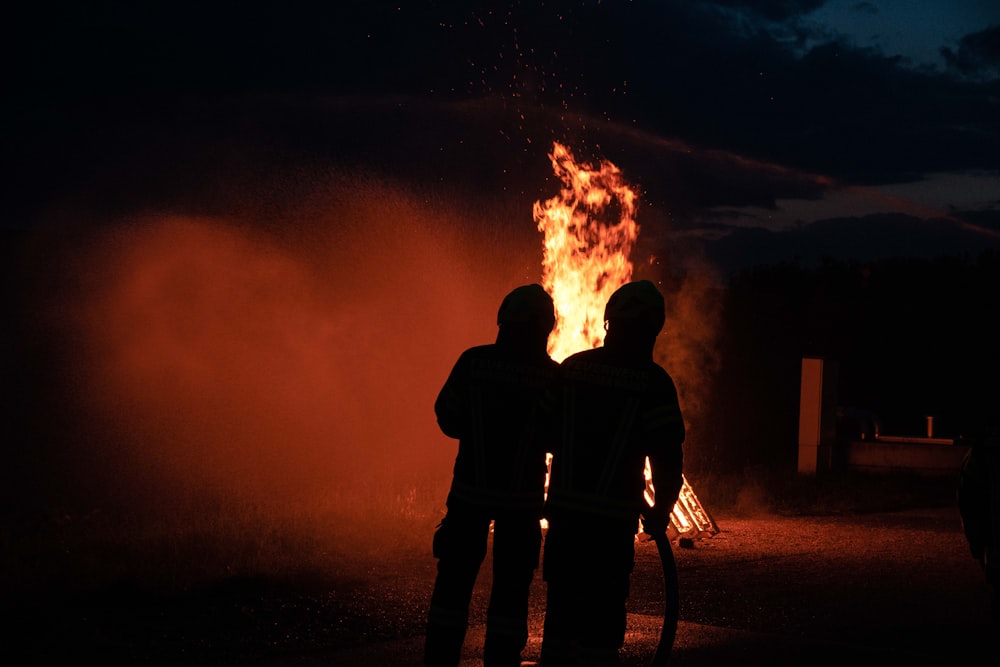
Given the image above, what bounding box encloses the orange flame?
[534,142,639,362]
[533,142,718,540]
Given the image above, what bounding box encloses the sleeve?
[646,374,686,514]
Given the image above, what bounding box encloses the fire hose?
[648,529,678,666]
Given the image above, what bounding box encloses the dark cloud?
[0,92,834,234]
[691,210,1000,276]
[4,1,998,251]
[706,0,827,22]
[942,25,1000,80]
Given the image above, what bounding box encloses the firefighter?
[541,280,685,667]
[958,423,1000,624]
[425,284,559,667]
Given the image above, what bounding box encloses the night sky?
[4,1,999,270]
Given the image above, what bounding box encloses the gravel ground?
[325,505,993,667]
[6,503,992,667]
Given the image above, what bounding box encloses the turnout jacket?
[435,341,559,514]
[544,345,685,524]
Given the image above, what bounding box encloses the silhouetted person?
[958,424,1000,624]
[540,280,685,667]
[425,284,559,667]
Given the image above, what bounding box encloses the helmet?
[603,280,665,334]
[497,283,556,331]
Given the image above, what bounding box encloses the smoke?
[655,254,725,471]
[4,121,728,567]
[13,172,543,537]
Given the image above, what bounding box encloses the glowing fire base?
[642,474,719,542]
[669,476,718,540]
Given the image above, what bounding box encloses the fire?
[534,141,639,362]
[534,141,718,540]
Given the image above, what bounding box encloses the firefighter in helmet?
[541,280,685,667]
[425,284,559,667]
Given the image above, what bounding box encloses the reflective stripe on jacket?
[436,344,559,513]
[545,347,684,523]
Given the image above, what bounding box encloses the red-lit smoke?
[33,177,541,526]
